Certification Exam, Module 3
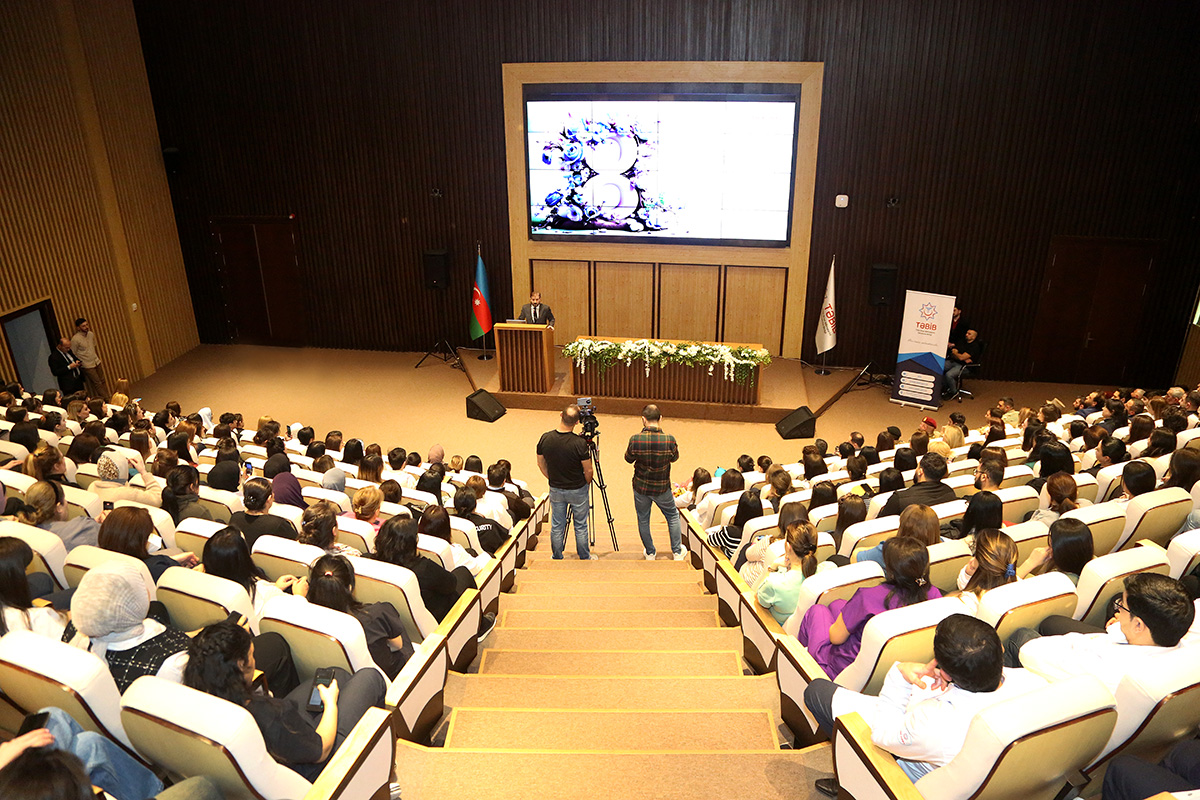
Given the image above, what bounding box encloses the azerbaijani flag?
[469,253,493,340]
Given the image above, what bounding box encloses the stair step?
[444,708,777,752]
[478,649,742,677]
[516,570,702,585]
[524,558,694,571]
[500,609,720,629]
[488,627,742,652]
[501,594,717,611]
[445,673,780,711]
[516,581,705,596]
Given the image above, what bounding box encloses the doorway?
[210,218,307,346]
[1,300,60,394]
[1027,237,1159,385]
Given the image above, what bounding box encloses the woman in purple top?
[797,537,941,677]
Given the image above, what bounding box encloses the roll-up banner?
[890,290,956,411]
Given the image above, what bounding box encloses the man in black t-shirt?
[943,328,981,398]
[536,405,595,560]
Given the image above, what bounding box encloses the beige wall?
[0,0,197,387]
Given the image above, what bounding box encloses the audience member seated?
[802,614,1047,795]
[808,481,838,514]
[379,479,403,504]
[1015,517,1094,583]
[892,447,918,475]
[706,489,764,558]
[486,462,533,521]
[799,537,942,676]
[20,445,74,485]
[1007,573,1195,691]
[373,516,474,622]
[1027,473,1080,526]
[202,528,301,625]
[161,465,213,525]
[1102,738,1200,800]
[321,467,346,493]
[300,500,360,557]
[0,537,69,638]
[9,480,99,551]
[1086,438,1128,477]
[99,506,198,582]
[1097,398,1128,435]
[414,471,444,505]
[855,504,940,568]
[1140,428,1177,459]
[1026,441,1074,494]
[759,467,793,513]
[875,467,905,496]
[1115,460,1157,504]
[752,521,819,625]
[950,528,1019,614]
[830,494,867,552]
[90,449,165,508]
[229,477,298,548]
[344,485,384,533]
[183,619,385,781]
[417,504,486,575]
[738,504,805,582]
[694,469,744,528]
[271,470,307,511]
[877,453,957,518]
[451,488,509,556]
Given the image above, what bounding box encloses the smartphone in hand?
[18,711,50,736]
[306,667,336,712]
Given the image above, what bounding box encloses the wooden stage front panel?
[573,360,761,405]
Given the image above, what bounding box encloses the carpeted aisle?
[395,525,832,799]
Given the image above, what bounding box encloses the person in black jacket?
[877,454,957,517]
[48,338,85,394]
[229,477,299,549]
[451,488,509,556]
[373,516,473,622]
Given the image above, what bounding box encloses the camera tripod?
[584,433,619,551]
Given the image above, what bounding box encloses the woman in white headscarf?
[87,449,163,507]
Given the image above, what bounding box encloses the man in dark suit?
[48,337,85,394]
[517,291,555,327]
[878,453,957,517]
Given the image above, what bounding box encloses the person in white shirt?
[803,614,1047,795]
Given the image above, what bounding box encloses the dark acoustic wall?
[132,0,1200,384]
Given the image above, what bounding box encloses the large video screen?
[525,84,800,248]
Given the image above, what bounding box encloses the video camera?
[576,396,600,439]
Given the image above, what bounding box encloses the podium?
[494,323,555,393]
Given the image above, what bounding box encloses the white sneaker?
[644,550,656,560]
[673,549,687,561]
[584,553,599,561]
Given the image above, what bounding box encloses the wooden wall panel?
[1177,325,1200,390]
[594,262,654,340]
[129,0,1200,384]
[658,264,720,342]
[722,266,787,351]
[530,260,589,347]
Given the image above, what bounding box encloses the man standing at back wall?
[625,404,685,560]
[69,317,109,401]
[537,404,595,561]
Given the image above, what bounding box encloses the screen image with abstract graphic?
[525,87,799,247]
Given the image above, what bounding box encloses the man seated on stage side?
[943,329,981,398]
[517,291,555,327]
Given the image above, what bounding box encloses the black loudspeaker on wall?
[776,406,816,440]
[466,389,506,422]
[422,249,450,290]
[869,263,899,306]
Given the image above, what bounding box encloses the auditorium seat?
[156,567,254,632]
[113,500,176,549]
[0,519,68,589]
[377,500,413,522]
[302,486,352,513]
[865,491,895,521]
[1073,547,1171,627]
[120,676,393,800]
[1165,529,1200,579]
[944,473,977,498]
[292,468,323,488]
[386,632,449,744]
[401,487,439,511]
[807,502,840,533]
[930,498,967,523]
[448,515,483,553]
[1093,464,1126,504]
[347,555,439,643]
[62,484,102,520]
[1005,520,1052,564]
[267,501,304,528]
[64,545,156,595]
[946,458,978,478]
[259,594,388,682]
[1113,487,1192,550]
[417,534,454,570]
[837,516,900,559]
[250,536,324,581]
[1062,501,1128,556]
[197,485,243,522]
[927,539,974,592]
[782,561,886,637]
[173,517,226,557]
[336,516,377,554]
[73,462,101,489]
[975,572,1078,644]
[832,675,1116,800]
[1000,464,1035,488]
[995,485,1041,524]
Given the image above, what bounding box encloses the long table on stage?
[494,323,555,393]
[571,337,763,405]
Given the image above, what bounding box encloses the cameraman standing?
[536,404,596,560]
[625,404,685,560]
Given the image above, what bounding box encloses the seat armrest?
[306,707,394,800]
[1133,539,1167,553]
[775,632,832,746]
[435,588,481,672]
[833,712,923,800]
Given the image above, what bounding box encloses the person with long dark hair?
[98,506,197,582]
[695,468,745,528]
[942,490,1003,545]
[1017,518,1094,582]
[752,521,820,625]
[1028,473,1080,526]
[201,528,300,626]
[706,489,765,558]
[374,516,474,622]
[160,465,211,524]
[798,537,941,675]
[0,537,68,638]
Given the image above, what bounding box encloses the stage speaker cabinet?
[869,263,898,306]
[466,389,506,422]
[423,249,450,290]
[776,406,816,440]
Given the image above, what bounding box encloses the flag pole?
[476,240,494,361]
[816,351,829,376]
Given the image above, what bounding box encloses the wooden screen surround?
[503,62,823,357]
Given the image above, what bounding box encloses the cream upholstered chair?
[0,519,68,589]
[386,633,450,744]
[703,490,742,529]
[172,517,226,557]
[120,676,393,800]
[417,534,454,571]
[267,500,304,528]
[249,536,324,581]
[945,458,977,478]
[155,568,254,632]
[1073,546,1171,627]
[197,485,243,522]
[995,485,1041,524]
[377,500,412,522]
[0,439,31,464]
[1,469,36,502]
[63,546,156,596]
[448,514,483,553]
[927,539,973,593]
[1062,501,1128,556]
[1005,519,1052,564]
[838,516,901,559]
[74,462,102,489]
[807,502,840,533]
[1166,529,1200,579]
[1093,463,1126,504]
[1113,487,1192,550]
[783,561,886,637]
[975,572,1079,644]
[258,594,387,683]
[62,484,102,520]
[930,498,967,523]
[865,490,895,520]
[112,500,176,549]
[999,464,1035,488]
[944,474,976,498]
[336,515,377,554]
[347,555,439,643]
[0,631,145,764]
[302,485,352,513]
[1078,648,1200,795]
[832,675,1116,800]
[400,487,438,511]
[292,467,323,488]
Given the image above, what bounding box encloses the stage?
[458,347,864,424]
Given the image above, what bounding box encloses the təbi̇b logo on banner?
[891,290,956,410]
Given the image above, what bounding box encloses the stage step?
[444,708,777,752]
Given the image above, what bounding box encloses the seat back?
[0,519,68,589]
[348,555,439,641]
[267,502,304,528]
[448,515,482,552]
[931,498,968,523]
[62,484,101,520]
[999,465,1035,488]
[258,595,382,683]
[1006,520,1051,565]
[839,516,901,559]
[784,561,885,637]
[865,490,895,520]
[975,572,1079,643]
[120,677,313,800]
[1165,529,1200,580]
[63,546,156,597]
[927,539,973,593]
[197,486,243,523]
[417,534,454,571]
[1074,547,1171,626]
[74,462,102,489]
[377,501,412,522]
[0,439,31,464]
[834,596,965,695]
[293,468,323,488]
[945,474,977,498]
[113,501,177,550]
[249,536,325,581]
[1062,501,1128,556]
[909,676,1116,800]
[1093,464,1125,503]
[302,486,352,513]
[2,470,36,502]
[1114,487,1193,551]
[155,568,254,632]
[807,502,840,533]
[173,517,227,558]
[996,485,1041,524]
[336,516,377,554]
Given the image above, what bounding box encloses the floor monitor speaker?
[869,263,898,306]
[466,389,506,422]
[423,250,450,290]
[776,406,816,440]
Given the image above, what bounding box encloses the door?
[1027,237,1158,384]
[1,300,59,393]
[210,219,307,346]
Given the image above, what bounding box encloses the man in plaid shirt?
[624,404,685,560]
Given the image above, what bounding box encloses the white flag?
[815,256,837,354]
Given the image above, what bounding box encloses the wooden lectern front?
[494,323,555,393]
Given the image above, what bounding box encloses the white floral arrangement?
[563,338,771,385]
